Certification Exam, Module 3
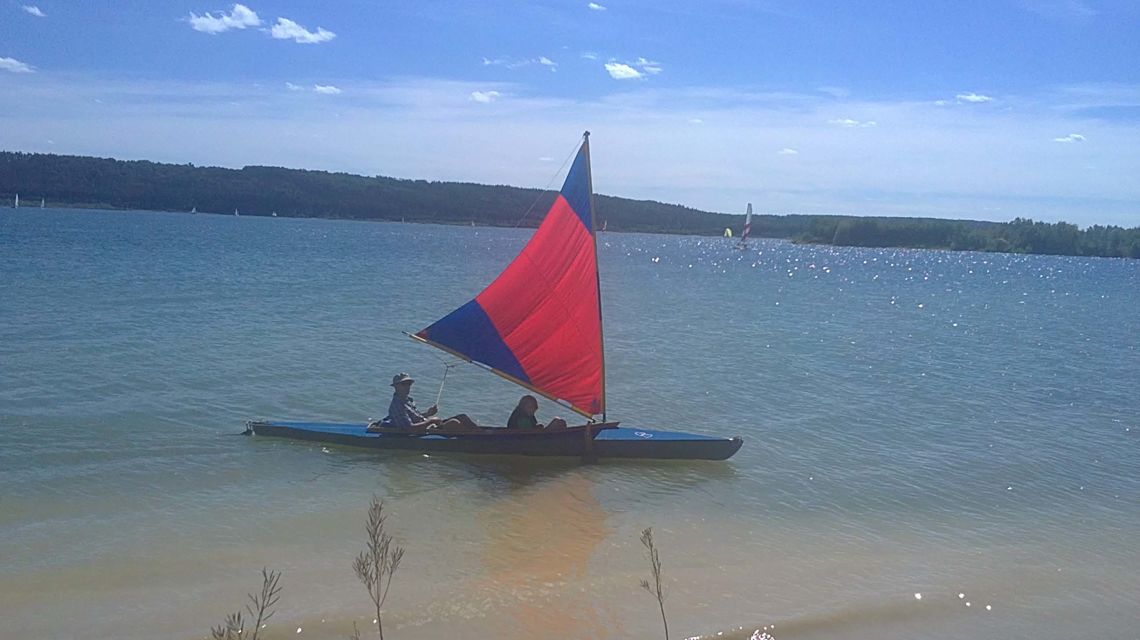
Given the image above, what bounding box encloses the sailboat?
[13,194,18,209]
[40,198,45,209]
[723,227,732,238]
[736,203,752,249]
[248,133,743,460]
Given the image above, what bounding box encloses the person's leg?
[441,414,479,430]
[546,417,567,430]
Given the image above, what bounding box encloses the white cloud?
[777,148,800,155]
[470,90,501,103]
[588,2,607,10]
[818,86,850,99]
[270,17,336,44]
[1052,133,1086,143]
[285,82,304,91]
[956,92,993,103]
[829,118,876,128]
[313,84,341,95]
[605,62,643,80]
[689,118,704,124]
[484,56,556,71]
[580,52,599,60]
[635,57,662,74]
[188,3,260,34]
[0,57,35,73]
[22,5,46,17]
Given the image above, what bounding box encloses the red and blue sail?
[415,138,605,418]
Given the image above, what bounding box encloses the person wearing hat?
[368,373,476,432]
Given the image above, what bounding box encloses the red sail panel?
[416,141,604,417]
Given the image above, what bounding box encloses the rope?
[513,138,581,228]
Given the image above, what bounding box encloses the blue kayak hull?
[247,421,742,460]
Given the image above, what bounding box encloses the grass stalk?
[210,568,282,640]
[353,496,405,639]
[639,527,669,640]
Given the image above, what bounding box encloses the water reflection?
[475,471,617,639]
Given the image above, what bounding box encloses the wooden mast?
[582,130,606,422]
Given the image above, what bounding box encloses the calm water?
[2,209,1138,640]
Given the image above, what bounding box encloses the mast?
[583,131,606,421]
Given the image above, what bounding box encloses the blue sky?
[2,1,1138,226]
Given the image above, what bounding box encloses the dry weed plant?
[210,568,282,640]
[639,527,669,640]
[353,496,405,639]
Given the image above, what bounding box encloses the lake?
[1,208,1137,640]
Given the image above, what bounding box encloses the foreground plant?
[640,527,669,640]
[353,497,405,640]
[210,567,283,640]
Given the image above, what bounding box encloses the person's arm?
[409,416,441,430]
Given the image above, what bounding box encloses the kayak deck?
[247,421,743,461]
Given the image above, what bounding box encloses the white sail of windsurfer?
[737,203,752,249]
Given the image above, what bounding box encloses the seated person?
[368,373,477,432]
[506,395,567,430]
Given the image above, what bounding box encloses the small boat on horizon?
[249,132,743,461]
[12,194,18,208]
[737,202,752,250]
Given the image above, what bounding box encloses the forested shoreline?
[3,150,1137,258]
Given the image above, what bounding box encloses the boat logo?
[633,431,653,438]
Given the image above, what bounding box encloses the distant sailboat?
[723,227,732,238]
[40,198,45,208]
[601,219,608,232]
[13,194,18,209]
[191,206,197,214]
[234,209,239,216]
[736,203,752,250]
[271,211,278,217]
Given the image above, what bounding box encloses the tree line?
[2,150,1136,258]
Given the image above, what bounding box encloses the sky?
[1,1,1138,227]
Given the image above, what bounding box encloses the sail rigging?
[737,203,752,248]
[413,133,605,418]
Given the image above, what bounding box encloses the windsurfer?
[506,395,567,430]
[368,373,476,432]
